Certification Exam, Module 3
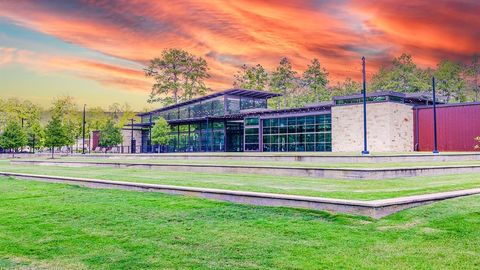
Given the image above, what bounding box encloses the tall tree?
[233,64,269,90]
[44,115,67,159]
[0,98,43,143]
[150,117,171,153]
[87,106,109,132]
[0,120,27,158]
[330,77,361,97]
[145,48,210,105]
[301,58,330,102]
[50,96,81,148]
[108,102,122,121]
[116,103,137,128]
[435,60,466,102]
[269,57,298,108]
[370,53,430,92]
[465,54,480,101]
[98,119,123,154]
[25,121,45,151]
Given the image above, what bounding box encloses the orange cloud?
[0,0,478,92]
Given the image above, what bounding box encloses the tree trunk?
[158,144,161,154]
[51,147,54,159]
[12,149,15,159]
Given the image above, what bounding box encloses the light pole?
[32,134,35,154]
[361,56,369,155]
[432,77,439,154]
[21,118,26,153]
[82,104,86,154]
[129,118,136,154]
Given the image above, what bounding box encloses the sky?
[0,0,479,110]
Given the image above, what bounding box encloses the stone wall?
[121,128,143,153]
[331,102,414,152]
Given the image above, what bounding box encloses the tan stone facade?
[332,102,414,152]
[121,128,142,153]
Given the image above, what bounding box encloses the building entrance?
[226,121,244,152]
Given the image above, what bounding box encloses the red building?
[414,103,480,152]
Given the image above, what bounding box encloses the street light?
[361,56,369,155]
[129,118,136,154]
[432,77,439,154]
[82,104,86,154]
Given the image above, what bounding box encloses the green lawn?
[0,177,479,269]
[1,161,480,200]
[13,156,480,169]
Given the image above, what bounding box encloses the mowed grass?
[1,160,480,200]
[0,177,479,269]
[26,156,480,168]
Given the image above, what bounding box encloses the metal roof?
[333,91,404,100]
[138,88,281,116]
[333,90,445,103]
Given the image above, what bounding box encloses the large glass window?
[226,97,240,114]
[262,114,331,152]
[335,95,393,105]
[244,117,260,151]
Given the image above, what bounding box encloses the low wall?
[68,153,480,163]
[2,171,479,219]
[11,160,480,180]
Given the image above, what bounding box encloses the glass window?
[271,118,279,127]
[259,114,332,153]
[245,144,259,151]
[245,117,259,126]
[226,97,240,114]
[305,116,315,125]
[263,119,271,127]
[255,99,267,108]
[240,98,255,110]
[245,128,258,135]
[263,126,270,135]
[389,96,404,103]
[212,121,224,130]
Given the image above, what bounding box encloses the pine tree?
[233,64,269,90]
[302,58,330,102]
[269,58,298,108]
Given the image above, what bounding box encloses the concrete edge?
[1,171,480,219]
[10,159,480,172]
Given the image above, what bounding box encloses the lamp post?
[129,118,136,154]
[32,133,35,154]
[82,104,86,154]
[20,118,26,153]
[432,77,439,154]
[361,56,369,155]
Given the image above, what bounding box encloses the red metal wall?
[91,131,101,151]
[414,103,480,152]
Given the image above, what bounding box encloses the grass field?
[1,160,480,200]
[0,177,479,269]
[20,156,480,168]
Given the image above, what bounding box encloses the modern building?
[125,88,480,153]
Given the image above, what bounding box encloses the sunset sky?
[0,0,479,110]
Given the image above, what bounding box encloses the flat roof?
[333,90,446,103]
[138,88,281,116]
